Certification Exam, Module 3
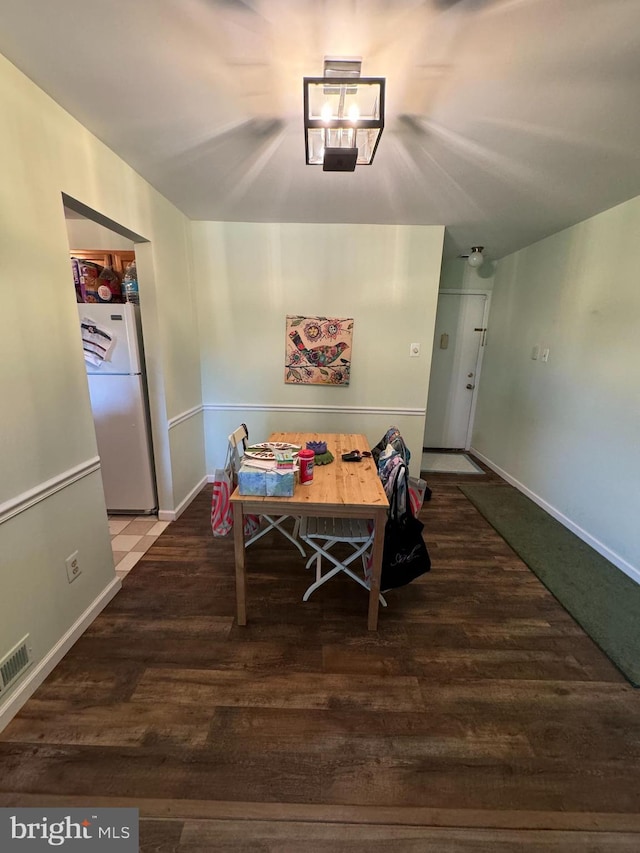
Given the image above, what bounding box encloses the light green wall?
[1,476,116,677]
[65,217,135,251]
[439,257,495,291]
[0,52,205,715]
[473,195,640,577]
[191,222,445,475]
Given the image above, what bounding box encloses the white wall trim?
[0,457,101,526]
[438,289,492,297]
[0,577,121,733]
[470,447,640,586]
[203,403,425,417]
[158,475,208,522]
[167,405,204,430]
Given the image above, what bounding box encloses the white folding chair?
[228,425,305,556]
[298,515,387,606]
[297,433,417,605]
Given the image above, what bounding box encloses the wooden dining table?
[229,432,389,630]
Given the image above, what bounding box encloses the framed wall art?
[284,315,353,385]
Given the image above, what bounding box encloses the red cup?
[298,449,315,484]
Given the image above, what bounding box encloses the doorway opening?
[62,196,158,519]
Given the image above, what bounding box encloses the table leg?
[367,507,386,630]
[233,502,247,626]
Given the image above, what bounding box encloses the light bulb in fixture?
[468,246,484,268]
[321,103,333,124]
[348,103,360,122]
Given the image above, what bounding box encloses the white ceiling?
[1,0,640,260]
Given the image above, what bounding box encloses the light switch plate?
[531,345,540,360]
[542,348,550,362]
[410,342,420,357]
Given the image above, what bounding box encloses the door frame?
[63,193,172,514]
[429,289,492,450]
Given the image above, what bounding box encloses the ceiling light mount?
[468,246,485,268]
[303,57,385,170]
[459,246,485,268]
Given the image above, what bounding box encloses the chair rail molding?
[204,403,425,417]
[167,405,204,430]
[0,457,101,526]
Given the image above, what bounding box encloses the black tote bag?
[380,467,431,591]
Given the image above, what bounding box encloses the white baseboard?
[470,447,640,586]
[158,475,208,522]
[0,577,122,733]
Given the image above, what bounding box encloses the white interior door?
[424,293,487,450]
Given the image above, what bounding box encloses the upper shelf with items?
[70,249,135,276]
[70,249,137,304]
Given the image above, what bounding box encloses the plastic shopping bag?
[211,445,261,539]
[211,463,233,537]
[408,476,431,516]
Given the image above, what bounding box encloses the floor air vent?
[0,636,32,694]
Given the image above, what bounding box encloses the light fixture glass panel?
[306,127,382,165]
[307,129,326,165]
[306,81,382,122]
[354,127,381,163]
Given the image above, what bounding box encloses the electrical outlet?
[65,551,81,583]
[410,342,420,357]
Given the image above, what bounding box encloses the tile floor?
[108,515,170,580]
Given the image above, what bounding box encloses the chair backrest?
[228,424,249,473]
[377,445,409,518]
[229,424,248,451]
[371,426,411,467]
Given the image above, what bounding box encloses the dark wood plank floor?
[2,458,640,851]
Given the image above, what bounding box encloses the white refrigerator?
[78,303,157,514]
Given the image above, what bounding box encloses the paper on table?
[241,458,276,471]
[242,459,299,473]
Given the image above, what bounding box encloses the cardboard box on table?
[238,463,295,497]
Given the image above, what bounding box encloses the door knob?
[466,383,475,390]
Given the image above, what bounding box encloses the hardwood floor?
[2,459,640,851]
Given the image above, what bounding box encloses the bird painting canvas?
[285,315,353,386]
